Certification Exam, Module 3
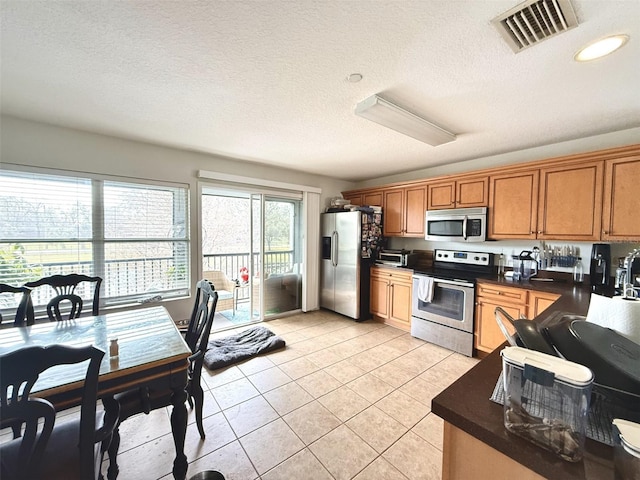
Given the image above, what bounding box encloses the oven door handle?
[434,277,475,288]
[462,215,468,241]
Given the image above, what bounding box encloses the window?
[0,168,189,309]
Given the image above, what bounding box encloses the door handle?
[332,231,338,267]
[462,215,468,240]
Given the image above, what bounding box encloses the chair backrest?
[184,279,219,354]
[24,274,102,322]
[184,280,218,389]
[0,284,34,326]
[202,270,235,292]
[0,344,104,480]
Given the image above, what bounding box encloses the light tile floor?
[109,310,479,480]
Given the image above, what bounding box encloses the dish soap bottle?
[497,253,505,277]
[573,258,584,284]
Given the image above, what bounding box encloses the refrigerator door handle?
[332,231,338,267]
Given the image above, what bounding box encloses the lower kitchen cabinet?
[474,283,528,356]
[527,290,560,319]
[370,267,412,331]
[442,422,546,480]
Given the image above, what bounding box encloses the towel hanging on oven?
[417,277,434,303]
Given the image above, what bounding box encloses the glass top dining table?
[0,305,192,480]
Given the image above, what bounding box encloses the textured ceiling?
[1,1,639,181]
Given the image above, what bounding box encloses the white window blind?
[0,169,190,308]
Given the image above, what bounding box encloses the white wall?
[0,115,354,321]
[353,127,640,188]
[354,127,640,277]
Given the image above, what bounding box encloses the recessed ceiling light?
[347,73,363,83]
[574,34,629,62]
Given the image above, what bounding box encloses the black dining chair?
[0,344,118,480]
[24,274,102,322]
[106,280,218,478]
[0,284,34,326]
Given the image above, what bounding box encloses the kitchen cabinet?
[488,170,539,240]
[442,422,546,480]
[342,190,383,206]
[536,161,603,241]
[602,155,640,241]
[475,283,528,356]
[370,266,412,331]
[383,185,426,237]
[427,176,489,210]
[527,290,560,319]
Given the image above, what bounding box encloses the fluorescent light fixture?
[355,94,456,146]
[574,34,629,62]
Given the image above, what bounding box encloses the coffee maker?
[590,243,611,293]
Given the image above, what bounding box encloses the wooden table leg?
[170,383,189,480]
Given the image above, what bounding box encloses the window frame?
[0,164,191,309]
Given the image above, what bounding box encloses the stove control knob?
[482,256,487,261]
[474,256,479,261]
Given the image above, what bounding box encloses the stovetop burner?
[414,249,496,283]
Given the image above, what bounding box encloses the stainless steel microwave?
[425,207,487,242]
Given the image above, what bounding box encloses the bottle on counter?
[497,253,505,277]
[573,258,584,284]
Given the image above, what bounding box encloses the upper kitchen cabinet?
[536,161,603,241]
[384,184,427,237]
[427,176,489,210]
[342,190,383,206]
[602,154,640,241]
[488,170,539,240]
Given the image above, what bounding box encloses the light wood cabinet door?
[404,185,427,236]
[370,272,390,318]
[384,186,426,237]
[475,283,528,355]
[475,298,527,355]
[527,291,560,319]
[383,189,404,236]
[537,161,603,241]
[388,276,412,329]
[371,268,412,331]
[427,181,456,210]
[456,176,489,208]
[602,155,640,241]
[488,170,539,240]
[342,193,362,206]
[363,191,383,206]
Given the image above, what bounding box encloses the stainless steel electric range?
[411,249,494,357]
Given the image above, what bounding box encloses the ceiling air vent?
[492,0,579,53]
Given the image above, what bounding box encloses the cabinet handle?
[531,231,536,234]
[537,231,543,234]
[603,230,609,235]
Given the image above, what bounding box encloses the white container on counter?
[613,419,640,480]
[501,346,594,462]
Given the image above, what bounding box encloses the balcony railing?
[203,250,295,281]
[1,251,296,311]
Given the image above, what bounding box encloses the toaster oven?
[378,250,417,267]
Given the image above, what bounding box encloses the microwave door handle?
[462,216,468,240]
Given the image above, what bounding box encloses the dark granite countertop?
[431,278,616,480]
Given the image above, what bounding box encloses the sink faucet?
[622,248,640,299]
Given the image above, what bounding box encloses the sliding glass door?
[202,187,302,326]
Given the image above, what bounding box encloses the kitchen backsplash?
[389,238,639,277]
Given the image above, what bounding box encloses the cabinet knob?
[537,231,543,234]
[603,230,609,235]
[531,231,536,234]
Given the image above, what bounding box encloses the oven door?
[411,276,475,333]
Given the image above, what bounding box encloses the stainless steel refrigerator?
[321,210,384,320]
